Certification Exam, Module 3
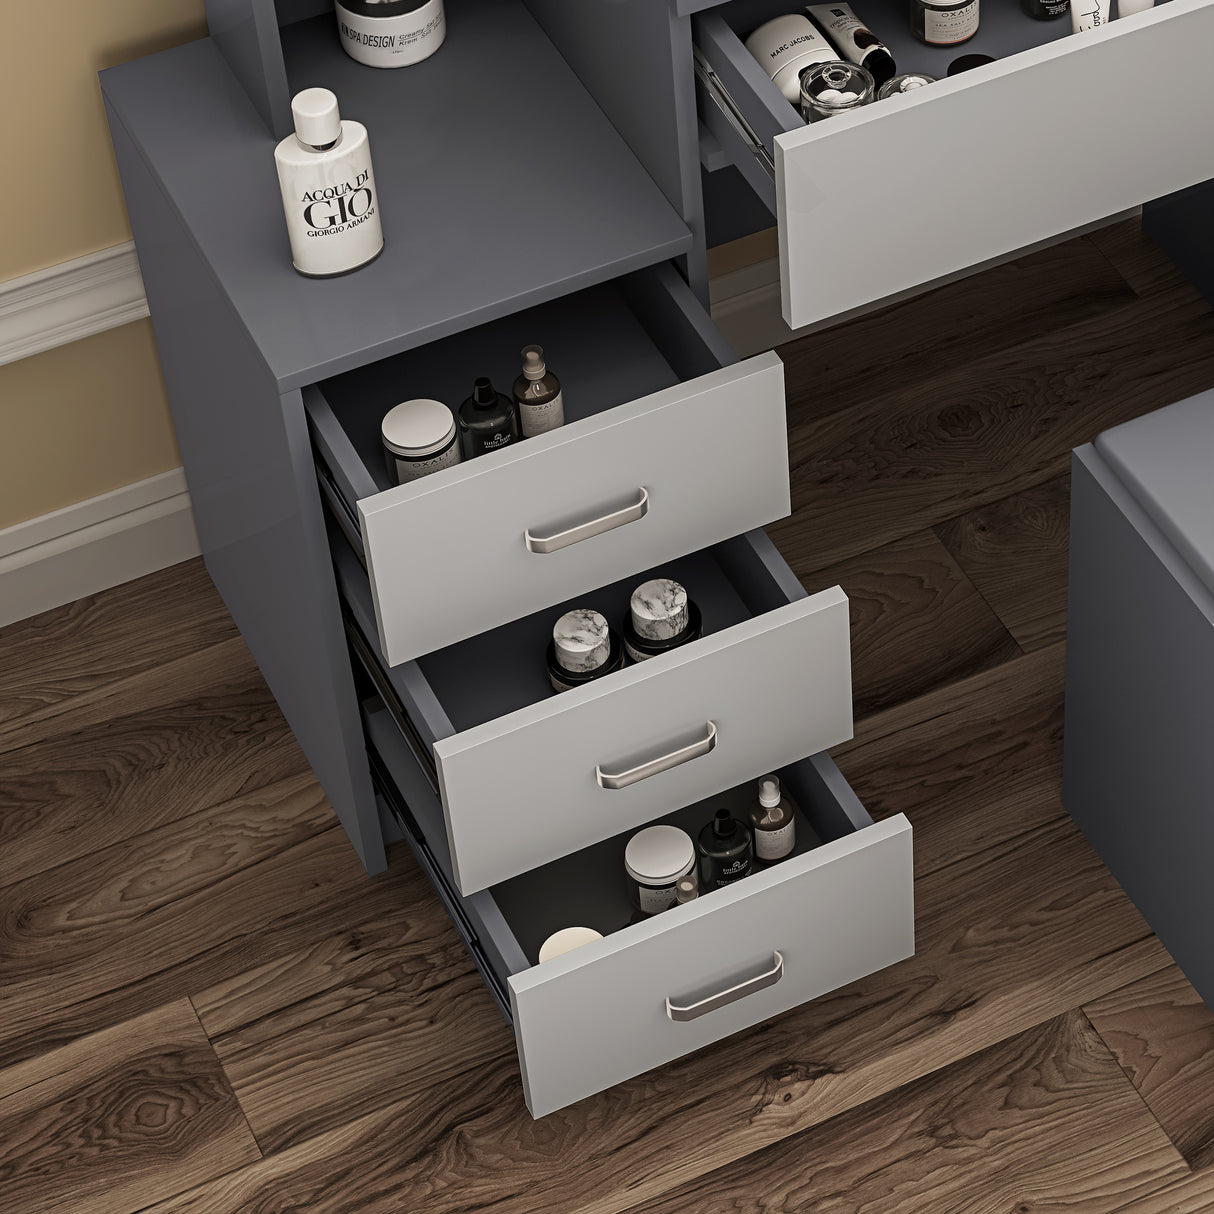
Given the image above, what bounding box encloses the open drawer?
[365,699,913,1118]
[333,518,853,895]
[694,0,1214,329]
[306,261,789,667]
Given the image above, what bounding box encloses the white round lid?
[625,825,695,885]
[381,399,456,457]
[292,87,342,147]
[630,578,689,642]
[553,608,610,673]
[538,926,603,963]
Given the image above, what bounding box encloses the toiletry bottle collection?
[745,0,1154,122]
[379,345,564,485]
[536,774,799,963]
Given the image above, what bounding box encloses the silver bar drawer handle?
[525,488,649,555]
[596,721,717,791]
[667,952,785,1022]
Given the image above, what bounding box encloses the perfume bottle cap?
[521,345,547,381]
[292,88,342,147]
[947,53,995,75]
[759,776,781,808]
[471,377,499,407]
[712,808,738,839]
[552,608,611,673]
[630,579,690,642]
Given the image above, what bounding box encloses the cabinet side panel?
[1063,449,1214,1007]
[1143,178,1214,310]
[523,0,708,299]
[106,101,385,873]
[205,0,292,137]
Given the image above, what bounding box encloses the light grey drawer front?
[777,0,1214,327]
[698,1,1214,330]
[436,587,852,894]
[359,353,788,666]
[509,813,914,1118]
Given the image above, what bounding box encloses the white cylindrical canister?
[334,0,446,69]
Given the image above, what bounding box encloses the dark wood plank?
[0,557,234,738]
[197,910,515,1153]
[626,1011,1185,1214]
[768,283,1214,572]
[0,999,260,1214]
[934,472,1071,652]
[777,237,1136,425]
[141,816,1171,1214]
[0,775,449,1071]
[1111,1168,1214,1214]
[0,636,310,888]
[789,528,1021,719]
[835,643,1066,879]
[1086,966,1214,1170]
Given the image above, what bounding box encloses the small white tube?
[1117,0,1154,15]
[1071,0,1111,30]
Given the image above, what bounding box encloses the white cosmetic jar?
[538,927,603,963]
[625,825,696,916]
[381,398,461,484]
[334,0,446,69]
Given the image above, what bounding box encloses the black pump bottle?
[458,376,519,459]
[698,809,754,889]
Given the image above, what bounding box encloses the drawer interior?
[332,513,804,753]
[309,262,733,508]
[364,697,874,980]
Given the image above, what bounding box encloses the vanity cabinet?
[102,0,1210,1116]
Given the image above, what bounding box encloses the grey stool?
[1064,391,1214,1007]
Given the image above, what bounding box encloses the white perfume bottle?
[274,88,384,278]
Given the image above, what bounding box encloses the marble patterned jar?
[622,578,703,662]
[546,608,625,692]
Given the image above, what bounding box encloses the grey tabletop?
[101,0,692,392]
[1095,388,1214,598]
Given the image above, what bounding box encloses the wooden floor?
[4,218,1214,1213]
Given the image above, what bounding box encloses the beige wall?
[0,322,183,525]
[0,1,208,531]
[0,1,208,281]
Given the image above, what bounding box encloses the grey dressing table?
[101,0,1214,1116]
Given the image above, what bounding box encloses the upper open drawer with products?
[694,0,1214,329]
[305,261,790,666]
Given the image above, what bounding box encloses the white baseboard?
[0,242,149,367]
[0,469,200,629]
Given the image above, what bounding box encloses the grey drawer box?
[365,700,914,1119]
[694,0,1214,328]
[1063,391,1214,1009]
[333,520,854,895]
[307,262,790,666]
